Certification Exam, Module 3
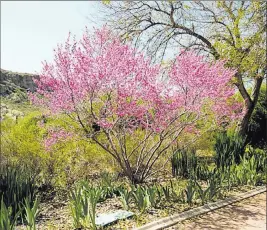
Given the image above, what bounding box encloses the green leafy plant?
[234,164,245,185]
[161,184,171,202]
[185,180,196,206]
[132,186,150,213]
[171,148,198,178]
[214,132,245,170]
[195,161,211,181]
[238,154,258,186]
[195,181,209,205]
[69,182,102,230]
[81,182,102,230]
[168,180,183,203]
[0,198,21,230]
[23,197,40,230]
[84,187,101,230]
[146,185,160,208]
[156,185,163,204]
[118,187,132,210]
[208,174,221,201]
[246,146,267,173]
[175,189,186,203]
[69,186,84,229]
[0,164,37,222]
[212,168,225,188]
[98,171,118,200]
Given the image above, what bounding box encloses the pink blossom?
[32,27,244,147]
[43,128,74,151]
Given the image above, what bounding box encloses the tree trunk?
[235,74,263,138]
[239,103,255,137]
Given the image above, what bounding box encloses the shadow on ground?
[168,192,266,230]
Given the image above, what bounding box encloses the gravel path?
[166,192,266,230]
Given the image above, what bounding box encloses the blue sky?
[1,1,101,74]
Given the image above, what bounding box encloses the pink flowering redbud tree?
[31,27,243,183]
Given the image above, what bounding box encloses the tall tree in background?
[100,1,266,136]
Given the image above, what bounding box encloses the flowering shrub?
[31,27,243,183]
[43,128,74,151]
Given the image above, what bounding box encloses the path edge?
[134,186,266,230]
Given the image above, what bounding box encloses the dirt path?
[167,192,266,230]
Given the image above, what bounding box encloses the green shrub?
[0,165,37,221]
[0,112,47,188]
[214,131,245,170]
[171,148,197,178]
[246,87,267,148]
[1,112,115,189]
[0,198,21,230]
[246,146,267,173]
[195,161,211,181]
[7,88,28,103]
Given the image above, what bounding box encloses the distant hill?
[0,69,39,96]
[0,69,40,120]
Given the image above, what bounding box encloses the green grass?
[1,97,40,115]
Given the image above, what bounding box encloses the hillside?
[0,68,38,95]
[0,69,40,120]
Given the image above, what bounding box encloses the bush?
[0,164,37,221]
[0,164,40,230]
[214,131,245,170]
[171,148,197,178]
[1,112,46,172]
[1,112,115,189]
[0,198,20,230]
[7,88,28,103]
[247,87,267,148]
[195,161,211,181]
[245,145,267,173]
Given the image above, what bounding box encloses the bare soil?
[16,186,265,229]
[167,192,266,230]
